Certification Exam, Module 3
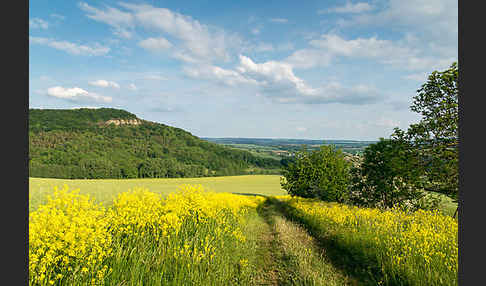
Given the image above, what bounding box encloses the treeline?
[281,62,458,215]
[29,108,283,179]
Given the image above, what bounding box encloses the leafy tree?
[280,145,352,202]
[392,62,458,214]
[348,138,436,211]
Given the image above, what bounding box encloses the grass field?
[29,175,287,212]
[29,175,456,215]
[29,176,458,285]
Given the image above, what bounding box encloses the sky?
[29,0,458,140]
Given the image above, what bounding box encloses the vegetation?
[280,145,352,203]
[348,138,438,211]
[29,184,457,285]
[29,108,282,179]
[392,62,459,204]
[28,175,287,212]
[204,137,375,156]
[278,63,458,214]
[277,196,458,286]
[29,184,266,285]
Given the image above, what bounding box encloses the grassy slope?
[29,175,286,211]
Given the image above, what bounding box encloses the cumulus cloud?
[320,2,373,14]
[285,33,453,72]
[284,49,333,69]
[29,18,49,29]
[115,2,242,64]
[185,55,381,105]
[46,86,112,103]
[89,80,120,88]
[29,36,110,56]
[138,37,172,52]
[183,64,258,86]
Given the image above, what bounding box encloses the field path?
[252,198,353,286]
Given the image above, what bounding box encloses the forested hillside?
[29,108,282,179]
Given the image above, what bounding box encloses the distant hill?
[29,108,282,179]
[202,137,376,155]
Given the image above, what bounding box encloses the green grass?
[29,175,286,212]
[256,198,352,286]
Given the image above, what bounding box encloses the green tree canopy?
[393,62,458,202]
[280,145,352,202]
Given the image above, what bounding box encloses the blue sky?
[29,0,457,140]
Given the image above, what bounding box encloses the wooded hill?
[29,108,282,179]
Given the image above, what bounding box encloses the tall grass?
[277,196,458,286]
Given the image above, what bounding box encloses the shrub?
[280,145,352,202]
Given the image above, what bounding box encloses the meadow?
[28,176,458,285]
[29,175,286,212]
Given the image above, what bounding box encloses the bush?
[280,145,352,202]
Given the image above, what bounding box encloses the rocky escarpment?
[105,118,142,126]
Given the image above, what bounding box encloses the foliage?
[29,108,282,179]
[348,137,435,211]
[280,145,352,202]
[279,196,458,286]
[393,62,458,202]
[29,184,266,285]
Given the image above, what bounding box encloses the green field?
[29,175,287,212]
[29,175,456,215]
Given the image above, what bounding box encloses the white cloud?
[29,18,49,29]
[185,55,381,105]
[116,2,242,64]
[89,80,120,88]
[251,27,261,35]
[403,72,427,82]
[309,34,413,58]
[138,37,172,52]
[285,33,454,72]
[79,2,135,38]
[284,49,333,69]
[29,36,110,56]
[143,74,167,80]
[46,86,112,103]
[373,117,401,128]
[50,14,65,20]
[252,42,275,53]
[337,0,457,48]
[269,18,288,23]
[128,83,137,90]
[296,127,307,132]
[183,64,258,86]
[321,2,373,14]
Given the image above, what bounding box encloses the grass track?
[253,198,352,285]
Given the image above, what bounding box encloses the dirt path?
[252,198,353,286]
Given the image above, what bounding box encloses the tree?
[348,137,434,210]
[392,62,458,214]
[280,145,352,202]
